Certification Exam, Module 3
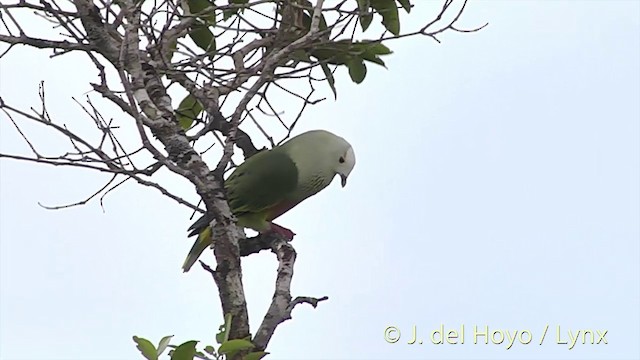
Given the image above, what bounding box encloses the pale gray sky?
[1,1,639,360]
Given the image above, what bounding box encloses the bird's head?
[334,140,356,188]
[282,129,356,188]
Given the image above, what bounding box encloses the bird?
[182,129,356,272]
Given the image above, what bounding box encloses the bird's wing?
[186,149,298,238]
[225,149,299,215]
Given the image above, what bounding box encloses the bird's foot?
[269,223,296,240]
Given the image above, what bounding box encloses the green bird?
[182,129,356,272]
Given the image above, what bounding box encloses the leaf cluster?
[172,0,413,130]
[133,315,267,360]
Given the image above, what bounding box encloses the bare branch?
[0,34,95,55]
[38,174,118,210]
[252,239,328,350]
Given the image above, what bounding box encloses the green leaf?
[176,94,203,130]
[356,0,373,31]
[360,13,373,31]
[367,42,393,55]
[187,0,216,23]
[310,47,350,65]
[157,335,174,357]
[309,40,393,71]
[177,0,216,59]
[223,0,249,20]
[360,53,385,67]
[170,340,198,360]
[203,345,216,356]
[371,0,400,35]
[309,40,356,65]
[215,329,225,345]
[359,42,393,67]
[289,49,312,64]
[133,336,158,360]
[346,57,367,84]
[216,314,233,345]
[193,351,209,360]
[243,351,269,360]
[397,0,411,13]
[188,20,216,56]
[218,339,255,355]
[223,8,235,20]
[320,63,337,99]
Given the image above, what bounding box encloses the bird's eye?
[339,156,345,163]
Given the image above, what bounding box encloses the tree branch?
[0,34,95,54]
[252,239,328,350]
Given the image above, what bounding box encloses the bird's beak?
[340,174,347,187]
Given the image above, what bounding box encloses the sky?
[1,1,639,360]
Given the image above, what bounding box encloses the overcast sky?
[1,1,639,360]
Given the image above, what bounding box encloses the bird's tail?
[187,213,213,237]
[182,226,212,272]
